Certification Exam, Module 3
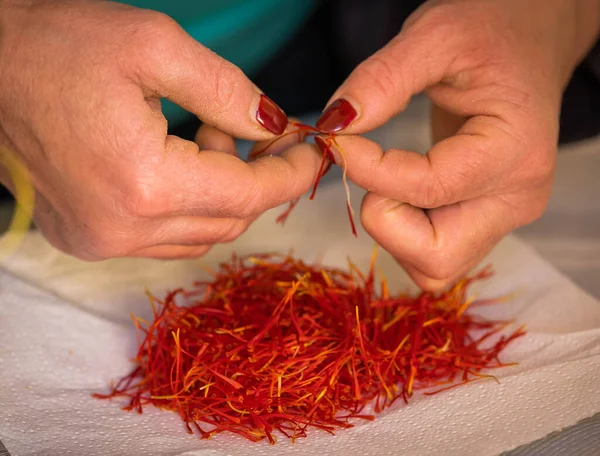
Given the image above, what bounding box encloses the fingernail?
[256,94,287,135]
[315,136,337,166]
[316,98,358,133]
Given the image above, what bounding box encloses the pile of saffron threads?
[94,251,525,444]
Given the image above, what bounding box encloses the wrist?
[552,0,600,87]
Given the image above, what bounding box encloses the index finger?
[131,12,288,139]
[360,192,516,290]
[335,117,517,208]
[149,137,322,219]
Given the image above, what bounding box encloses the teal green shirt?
[120,0,316,125]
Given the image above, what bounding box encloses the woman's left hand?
[315,0,600,290]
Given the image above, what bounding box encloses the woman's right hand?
[0,0,321,260]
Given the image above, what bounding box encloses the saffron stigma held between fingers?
[249,120,357,236]
[94,251,525,444]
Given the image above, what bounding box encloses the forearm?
[572,0,600,54]
[550,0,600,87]
[587,37,600,76]
[580,0,600,81]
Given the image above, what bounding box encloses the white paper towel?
[1,180,600,456]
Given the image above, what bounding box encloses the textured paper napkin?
[1,181,599,456]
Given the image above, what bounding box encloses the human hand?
[0,0,320,260]
[315,0,600,290]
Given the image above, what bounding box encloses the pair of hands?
[0,0,598,290]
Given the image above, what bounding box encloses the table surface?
[0,95,598,455]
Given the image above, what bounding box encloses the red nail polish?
[316,99,357,133]
[256,94,287,135]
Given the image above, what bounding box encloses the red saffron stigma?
[249,120,357,237]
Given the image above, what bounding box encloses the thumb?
[316,20,455,134]
[132,15,288,140]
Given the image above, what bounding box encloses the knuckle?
[121,175,169,219]
[139,10,181,43]
[360,193,387,231]
[214,220,248,244]
[509,143,555,226]
[418,248,457,281]
[524,205,545,225]
[228,183,263,219]
[416,173,453,208]
[405,3,504,65]
[409,4,449,30]
[526,145,556,183]
[516,194,549,226]
[146,10,181,31]
[127,11,182,65]
[412,275,451,293]
[354,55,402,105]
[403,4,462,46]
[410,3,480,36]
[211,61,244,118]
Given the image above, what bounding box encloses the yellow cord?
[0,146,35,260]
